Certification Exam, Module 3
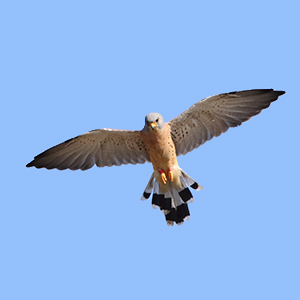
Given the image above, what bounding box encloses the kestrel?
[27,89,285,226]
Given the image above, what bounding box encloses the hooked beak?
[149,122,157,129]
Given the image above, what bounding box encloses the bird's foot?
[168,167,173,182]
[158,168,173,184]
[159,169,167,184]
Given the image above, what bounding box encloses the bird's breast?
[141,125,178,172]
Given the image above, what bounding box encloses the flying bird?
[27,89,285,226]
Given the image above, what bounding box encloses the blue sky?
[1,1,299,299]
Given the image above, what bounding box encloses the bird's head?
[143,113,165,132]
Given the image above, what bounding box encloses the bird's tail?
[141,169,202,226]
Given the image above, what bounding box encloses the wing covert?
[168,89,285,156]
[26,129,150,170]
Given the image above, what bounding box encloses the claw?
[159,169,167,184]
[161,172,167,184]
[168,169,173,182]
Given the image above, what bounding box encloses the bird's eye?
[156,118,159,122]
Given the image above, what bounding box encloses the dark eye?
[156,118,159,122]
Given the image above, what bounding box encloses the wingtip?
[26,161,34,168]
[276,90,285,96]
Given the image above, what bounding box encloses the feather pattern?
[168,89,285,156]
[26,129,151,170]
[141,168,202,226]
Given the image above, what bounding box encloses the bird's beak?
[149,122,157,129]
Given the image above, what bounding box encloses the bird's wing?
[26,129,150,170]
[168,89,285,156]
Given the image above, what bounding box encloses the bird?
[27,89,285,226]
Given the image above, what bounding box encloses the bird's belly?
[148,144,178,172]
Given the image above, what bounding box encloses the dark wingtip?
[26,161,34,168]
[277,90,285,96]
[228,89,285,96]
[25,136,78,170]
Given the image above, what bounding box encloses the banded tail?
[141,169,202,226]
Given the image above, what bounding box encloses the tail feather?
[141,173,155,200]
[141,169,202,226]
[166,204,190,226]
[180,170,203,191]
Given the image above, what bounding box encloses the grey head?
[143,112,165,132]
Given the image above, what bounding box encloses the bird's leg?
[168,167,174,182]
[158,169,167,184]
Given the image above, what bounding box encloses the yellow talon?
[161,172,167,184]
[168,170,173,182]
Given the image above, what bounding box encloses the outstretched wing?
[168,89,285,156]
[26,129,150,170]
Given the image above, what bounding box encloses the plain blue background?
[1,1,299,299]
